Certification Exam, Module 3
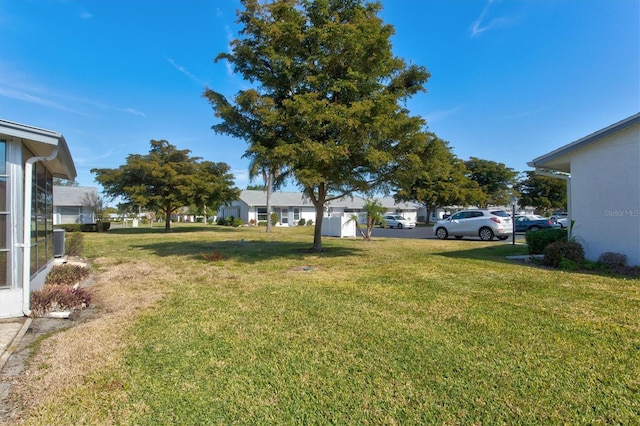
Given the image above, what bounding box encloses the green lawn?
[25,224,639,424]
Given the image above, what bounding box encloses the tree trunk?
[312,206,324,251]
[309,184,327,252]
[164,208,172,232]
[266,172,273,233]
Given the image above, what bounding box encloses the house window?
[280,208,288,224]
[293,208,300,221]
[257,207,268,222]
[30,162,53,277]
[0,140,7,287]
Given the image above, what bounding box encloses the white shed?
[528,113,640,266]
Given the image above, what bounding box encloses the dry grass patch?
[6,259,176,423]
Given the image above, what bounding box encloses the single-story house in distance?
[217,190,418,226]
[53,185,98,225]
[0,119,77,318]
[528,112,640,266]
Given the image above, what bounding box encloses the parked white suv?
[433,209,513,241]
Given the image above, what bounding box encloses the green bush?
[56,224,82,232]
[298,218,306,226]
[270,212,279,226]
[307,219,313,226]
[526,228,567,254]
[217,216,233,226]
[66,232,84,256]
[216,216,243,227]
[46,264,91,286]
[543,241,585,268]
[258,221,267,226]
[55,222,111,232]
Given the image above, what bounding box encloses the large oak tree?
[205,0,429,251]
[92,140,239,231]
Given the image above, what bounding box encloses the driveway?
[371,225,526,242]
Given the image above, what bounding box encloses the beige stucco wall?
[569,125,640,266]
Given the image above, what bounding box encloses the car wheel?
[529,225,540,231]
[497,235,509,241]
[435,227,448,240]
[397,223,403,229]
[455,236,463,240]
[479,227,494,241]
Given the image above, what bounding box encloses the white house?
[53,186,98,225]
[528,112,640,266]
[0,119,77,318]
[217,190,418,226]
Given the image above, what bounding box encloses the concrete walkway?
[0,318,31,373]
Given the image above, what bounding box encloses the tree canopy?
[205,0,430,251]
[92,140,239,231]
[464,157,518,208]
[515,170,567,215]
[394,134,483,222]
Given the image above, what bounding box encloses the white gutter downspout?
[21,148,59,316]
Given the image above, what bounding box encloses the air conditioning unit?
[53,229,65,257]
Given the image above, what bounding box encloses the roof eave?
[0,119,77,180]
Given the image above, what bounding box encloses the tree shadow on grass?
[130,239,364,264]
[107,225,241,235]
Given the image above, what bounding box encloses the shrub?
[258,221,267,226]
[217,216,234,226]
[232,217,244,227]
[298,218,306,226]
[66,232,84,256]
[526,228,568,254]
[56,224,82,232]
[307,219,313,226]
[270,212,279,226]
[543,241,585,268]
[558,257,580,272]
[46,264,91,286]
[597,252,627,268]
[30,286,92,317]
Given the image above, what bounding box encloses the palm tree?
[246,150,288,233]
[347,199,386,241]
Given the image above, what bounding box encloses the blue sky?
[1,0,638,192]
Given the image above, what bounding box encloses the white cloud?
[0,85,81,113]
[425,105,466,123]
[224,25,235,77]
[0,71,145,117]
[166,57,205,86]
[79,10,93,20]
[471,0,513,37]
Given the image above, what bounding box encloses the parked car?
[514,215,560,232]
[550,211,568,228]
[433,209,513,241]
[381,214,416,229]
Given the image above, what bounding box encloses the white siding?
[570,126,640,266]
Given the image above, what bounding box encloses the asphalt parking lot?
[372,225,526,242]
